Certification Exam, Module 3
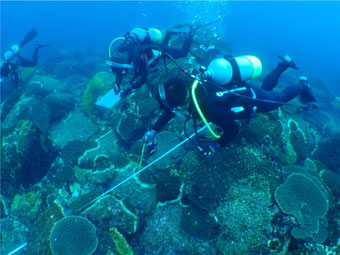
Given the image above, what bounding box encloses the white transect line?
[6,242,27,255]
[79,125,207,212]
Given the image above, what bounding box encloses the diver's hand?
[142,130,157,143]
[120,87,133,98]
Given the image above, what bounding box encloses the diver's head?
[157,77,190,109]
[205,55,262,86]
[130,28,162,44]
[107,52,133,71]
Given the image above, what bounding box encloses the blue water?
[1,1,340,90]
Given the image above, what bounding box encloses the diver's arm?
[152,110,175,132]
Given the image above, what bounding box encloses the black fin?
[34,41,55,49]
[278,55,299,70]
[19,29,38,48]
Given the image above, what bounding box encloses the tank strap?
[223,55,242,84]
[248,87,257,122]
[228,57,242,84]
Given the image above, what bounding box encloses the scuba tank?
[2,45,20,64]
[205,55,262,86]
[130,28,162,44]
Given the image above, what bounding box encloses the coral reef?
[2,15,340,255]
[274,173,329,242]
[49,216,98,255]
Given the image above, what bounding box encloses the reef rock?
[313,133,340,172]
[83,194,138,235]
[2,96,51,134]
[49,109,99,148]
[45,92,75,122]
[216,178,273,254]
[1,120,57,194]
[137,203,218,255]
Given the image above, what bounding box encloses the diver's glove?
[197,141,220,160]
[142,130,157,143]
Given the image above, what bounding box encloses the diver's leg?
[250,83,304,112]
[19,47,38,67]
[160,35,192,59]
[261,62,288,91]
[261,55,298,91]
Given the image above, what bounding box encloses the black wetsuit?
[110,30,193,92]
[151,63,316,147]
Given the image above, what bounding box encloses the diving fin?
[278,55,299,70]
[34,41,56,49]
[19,29,38,48]
[167,27,191,35]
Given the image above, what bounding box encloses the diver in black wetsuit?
[0,29,51,86]
[142,55,317,159]
[107,27,193,97]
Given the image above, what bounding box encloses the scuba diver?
[142,55,317,159]
[107,26,193,97]
[0,29,51,86]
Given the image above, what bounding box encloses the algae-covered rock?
[26,201,65,255]
[274,173,329,242]
[77,129,120,170]
[288,120,309,163]
[83,194,138,235]
[108,227,133,255]
[278,140,297,166]
[50,216,98,255]
[82,71,115,116]
[10,191,42,225]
